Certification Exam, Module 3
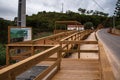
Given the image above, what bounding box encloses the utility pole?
[17,0,26,27]
[113,15,115,29]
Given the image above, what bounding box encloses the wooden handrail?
[59,30,94,58]
[60,40,98,44]
[5,30,77,65]
[0,45,61,80]
[7,44,54,47]
[2,30,93,80]
[33,30,76,42]
[60,32,79,41]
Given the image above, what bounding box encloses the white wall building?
[67,25,84,30]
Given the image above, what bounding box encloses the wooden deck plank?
[52,59,100,80]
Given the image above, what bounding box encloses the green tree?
[78,8,86,14]
[0,44,6,66]
[114,0,120,18]
[116,25,120,29]
[0,19,13,44]
[84,22,94,30]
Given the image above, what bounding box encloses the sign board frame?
[8,26,32,43]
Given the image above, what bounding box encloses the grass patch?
[116,25,120,30]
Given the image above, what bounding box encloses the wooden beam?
[6,46,10,65]
[7,44,54,47]
[34,59,60,80]
[78,44,80,59]
[61,49,98,53]
[0,65,8,69]
[45,58,57,61]
[10,56,28,61]
[60,40,98,44]
[16,50,32,56]
[61,32,78,41]
[80,50,99,53]
[0,45,60,80]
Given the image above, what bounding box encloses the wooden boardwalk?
[52,32,101,80]
[0,30,115,80]
[52,59,100,80]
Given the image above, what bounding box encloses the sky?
[0,0,117,20]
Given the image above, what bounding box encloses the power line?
[92,0,104,10]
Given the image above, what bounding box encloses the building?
[55,21,83,31]
[67,25,84,30]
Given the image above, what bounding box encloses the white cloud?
[0,0,117,20]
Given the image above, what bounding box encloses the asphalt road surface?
[96,29,120,80]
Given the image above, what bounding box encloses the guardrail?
[0,30,115,80]
[60,40,98,59]
[6,44,54,65]
[59,30,93,58]
[6,30,76,65]
[33,30,76,45]
[0,45,61,80]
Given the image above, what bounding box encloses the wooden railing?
[60,40,99,59]
[6,44,54,65]
[0,30,115,80]
[6,30,76,65]
[59,30,93,57]
[0,45,61,80]
[58,30,115,79]
[33,30,76,45]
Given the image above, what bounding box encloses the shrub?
[0,44,6,66]
[84,22,94,30]
[116,25,120,30]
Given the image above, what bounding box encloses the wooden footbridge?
[0,30,115,80]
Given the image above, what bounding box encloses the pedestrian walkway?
[70,32,98,59]
[52,59,100,80]
[52,32,101,80]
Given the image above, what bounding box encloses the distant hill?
[0,11,114,44]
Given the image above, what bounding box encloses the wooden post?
[8,26,10,43]
[31,46,34,56]
[75,34,77,40]
[78,44,80,59]
[10,72,16,80]
[44,39,46,44]
[79,33,81,40]
[57,43,62,70]
[57,51,61,70]
[77,33,79,40]
[6,45,10,65]
[67,44,69,57]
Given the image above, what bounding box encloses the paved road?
[96,29,120,80]
[97,29,120,61]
